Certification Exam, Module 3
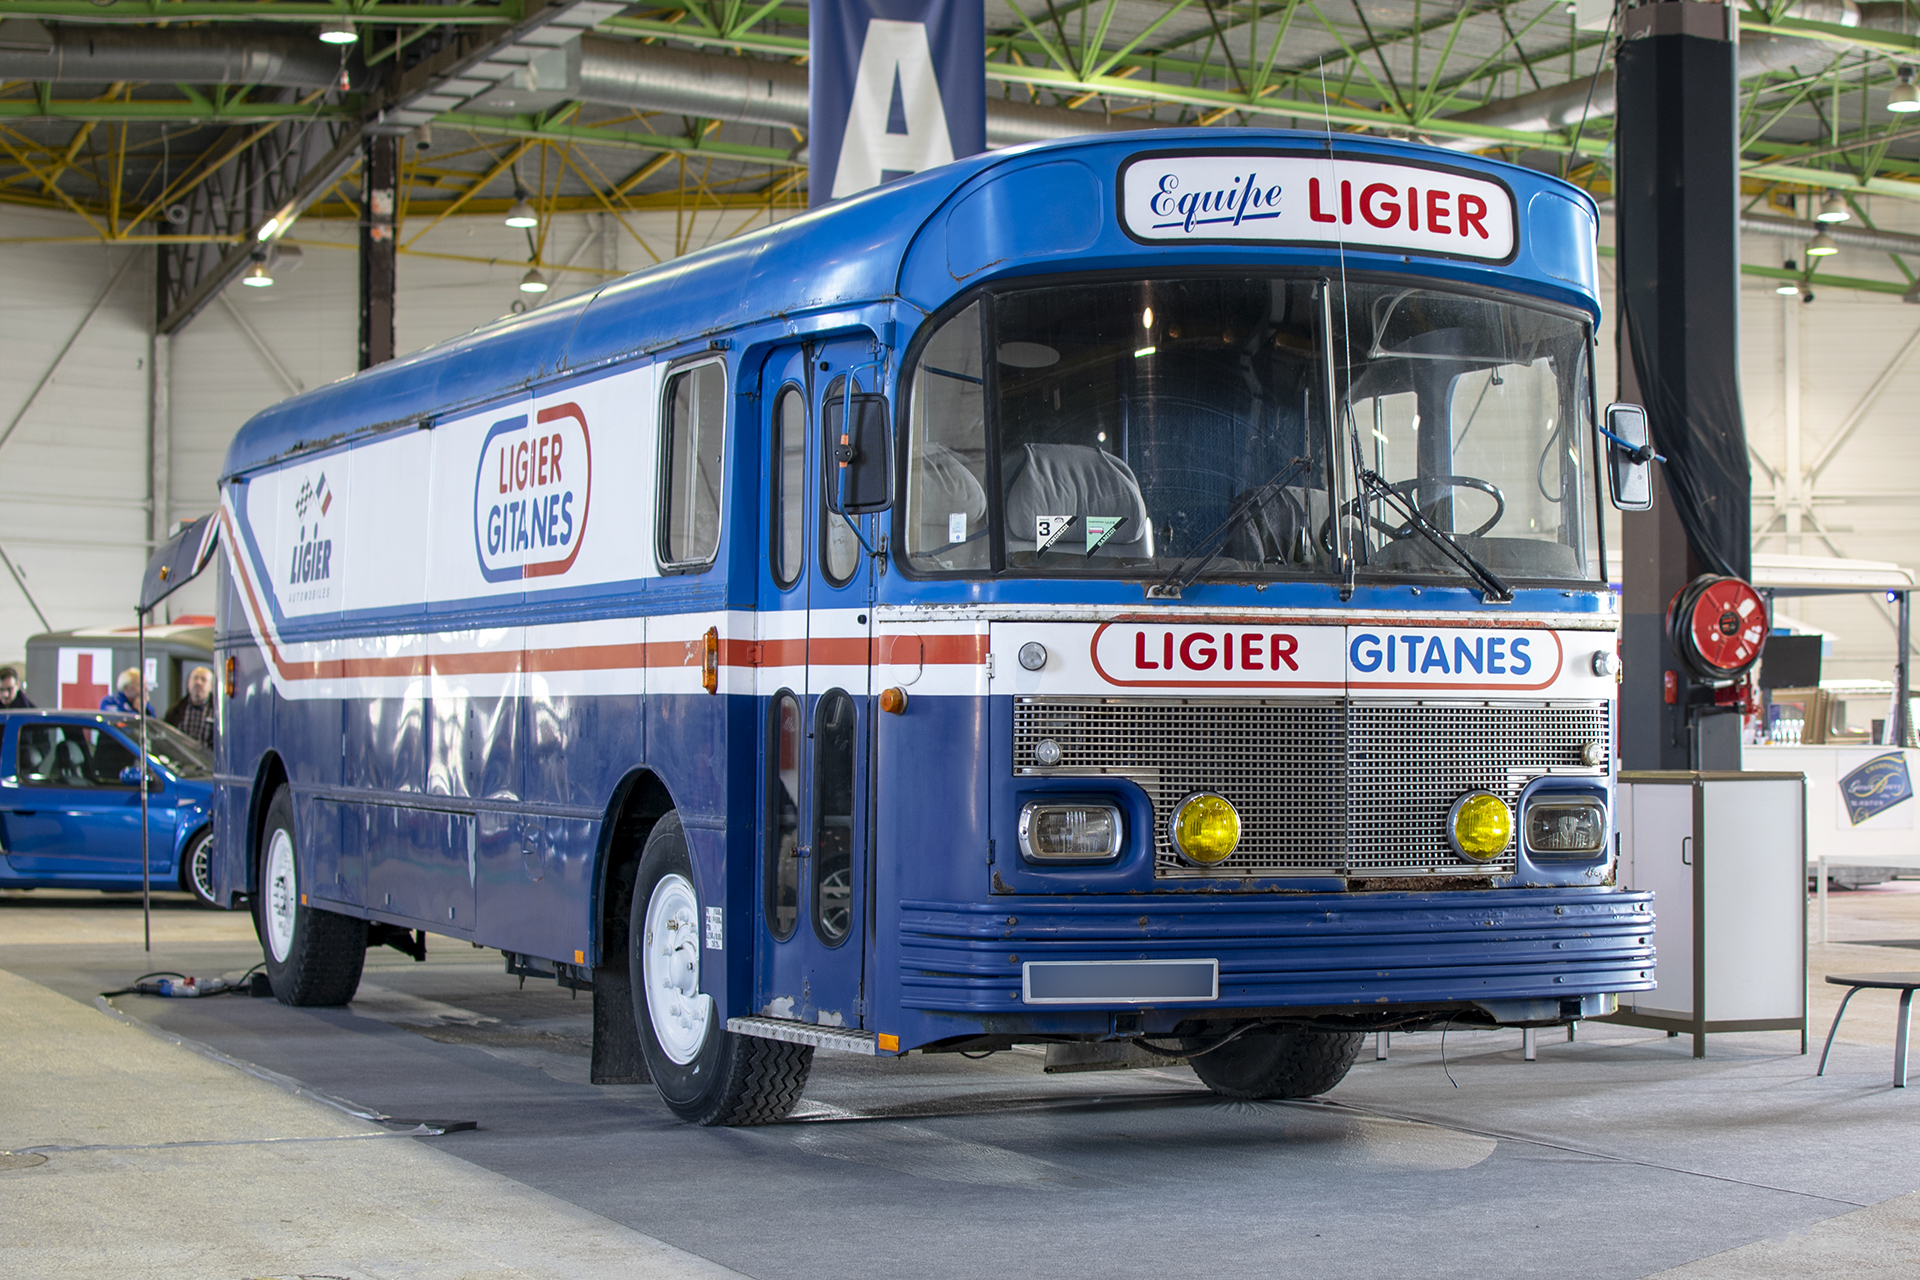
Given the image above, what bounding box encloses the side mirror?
[825,392,893,515]
[1601,402,1656,512]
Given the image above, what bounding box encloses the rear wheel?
[179,828,219,908]
[631,812,811,1125]
[1185,1026,1365,1100]
[254,787,366,1006]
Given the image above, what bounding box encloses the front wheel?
[179,828,219,909]
[1185,1026,1365,1099]
[254,787,366,1006]
[631,813,812,1125]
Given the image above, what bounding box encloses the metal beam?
[438,109,800,165]
[0,1,516,22]
[0,100,355,123]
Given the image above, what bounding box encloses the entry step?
[727,1016,877,1055]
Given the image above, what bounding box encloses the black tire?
[1185,1026,1365,1100]
[630,812,812,1125]
[253,787,366,1006]
[178,827,220,909]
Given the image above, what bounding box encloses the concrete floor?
[4,885,1920,1279]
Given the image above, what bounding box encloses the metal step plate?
[727,1016,877,1055]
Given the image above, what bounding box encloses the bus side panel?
[215,547,278,903]
[872,689,993,1034]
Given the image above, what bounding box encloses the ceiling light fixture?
[319,18,357,44]
[1777,259,1801,295]
[1817,190,1850,223]
[504,190,539,228]
[1807,231,1840,257]
[519,268,549,294]
[1891,65,1920,112]
[242,258,274,288]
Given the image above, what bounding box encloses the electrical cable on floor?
[100,962,270,999]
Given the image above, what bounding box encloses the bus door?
[755,338,876,1029]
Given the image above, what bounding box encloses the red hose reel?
[1667,574,1769,683]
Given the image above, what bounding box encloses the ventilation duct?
[0,19,339,88]
[1597,199,1920,256]
[570,37,1138,149]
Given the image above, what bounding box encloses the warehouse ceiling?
[6,0,1920,323]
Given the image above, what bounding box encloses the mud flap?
[590,963,650,1084]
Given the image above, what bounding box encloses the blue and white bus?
[209,129,1655,1125]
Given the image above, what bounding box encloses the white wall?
[0,202,783,691]
[6,192,1919,690]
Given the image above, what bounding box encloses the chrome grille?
[1011,698,1611,878]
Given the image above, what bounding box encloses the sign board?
[1119,152,1518,263]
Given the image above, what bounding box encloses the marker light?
[1018,803,1123,862]
[1448,792,1512,861]
[1171,793,1240,865]
[1525,798,1607,856]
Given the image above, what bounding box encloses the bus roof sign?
[1119,150,1518,264]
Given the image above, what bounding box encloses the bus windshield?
[900,273,1600,585]
[1333,282,1600,584]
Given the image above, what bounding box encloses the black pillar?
[1614,1,1750,771]
[359,135,398,370]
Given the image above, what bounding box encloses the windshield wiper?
[1356,468,1513,603]
[1149,456,1312,598]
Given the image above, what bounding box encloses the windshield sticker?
[1119,152,1518,262]
[1034,514,1076,554]
[1085,516,1126,555]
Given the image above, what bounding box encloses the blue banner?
[809,0,985,207]
[1840,751,1914,826]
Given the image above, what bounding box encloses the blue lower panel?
[898,889,1656,1014]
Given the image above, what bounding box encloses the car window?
[17,724,134,789]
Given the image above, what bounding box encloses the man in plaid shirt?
[165,665,217,749]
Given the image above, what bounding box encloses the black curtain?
[1615,25,1751,580]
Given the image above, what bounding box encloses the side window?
[90,730,138,784]
[811,689,856,946]
[772,386,806,588]
[821,377,861,585]
[660,361,727,568]
[902,300,988,572]
[765,691,802,942]
[17,725,66,786]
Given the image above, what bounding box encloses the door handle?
[1680,835,1692,866]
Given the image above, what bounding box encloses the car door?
[1,721,169,877]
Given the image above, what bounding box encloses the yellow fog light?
[1448,792,1513,861]
[1172,793,1240,865]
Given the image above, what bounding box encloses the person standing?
[100,668,153,716]
[0,667,32,708]
[165,665,217,749]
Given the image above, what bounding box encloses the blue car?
[0,710,217,906]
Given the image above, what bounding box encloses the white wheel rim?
[264,829,297,964]
[642,872,711,1065]
[190,835,214,902]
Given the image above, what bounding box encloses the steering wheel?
[1316,474,1507,554]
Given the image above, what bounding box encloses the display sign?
[1119,152,1518,262]
[809,0,985,206]
[1086,622,1564,691]
[1840,751,1914,827]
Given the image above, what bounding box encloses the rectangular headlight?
[1018,803,1123,862]
[1524,798,1607,857]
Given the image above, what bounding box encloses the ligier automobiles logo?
[286,472,334,601]
[475,403,591,582]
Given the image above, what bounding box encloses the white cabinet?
[1614,772,1808,1057]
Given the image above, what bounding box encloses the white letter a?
[830,19,955,199]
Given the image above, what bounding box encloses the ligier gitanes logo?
[474,403,592,582]
[1840,752,1913,826]
[286,472,334,603]
[1119,152,1517,263]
